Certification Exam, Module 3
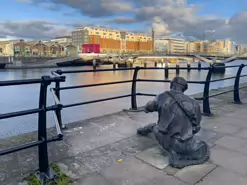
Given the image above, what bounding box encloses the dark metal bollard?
[93,59,96,70]
[198,62,201,70]
[233,64,245,104]
[131,67,140,110]
[154,61,157,67]
[165,62,169,78]
[187,62,191,72]
[37,76,56,182]
[144,60,147,68]
[176,63,180,75]
[113,62,116,69]
[202,66,213,116]
[125,61,127,67]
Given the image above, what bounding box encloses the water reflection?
[0,60,247,138]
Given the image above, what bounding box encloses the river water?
[0,60,247,138]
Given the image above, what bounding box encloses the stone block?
[74,173,113,185]
[196,167,247,185]
[135,146,169,170]
[174,163,217,185]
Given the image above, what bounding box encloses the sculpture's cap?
[171,77,188,92]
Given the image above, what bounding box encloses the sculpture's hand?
[193,126,200,134]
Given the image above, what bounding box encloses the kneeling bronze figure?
[137,77,210,169]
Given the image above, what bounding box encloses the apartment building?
[193,39,233,55]
[155,39,169,53]
[51,36,72,43]
[160,38,185,54]
[71,27,152,54]
[0,39,77,57]
[185,42,195,54]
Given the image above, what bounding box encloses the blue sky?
[1,0,247,43]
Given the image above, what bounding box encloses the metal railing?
[52,63,247,127]
[0,75,65,183]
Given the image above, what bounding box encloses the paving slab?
[62,121,125,153]
[210,145,247,176]
[233,128,247,139]
[215,135,247,155]
[135,146,169,170]
[196,167,247,185]
[100,157,184,185]
[174,163,217,185]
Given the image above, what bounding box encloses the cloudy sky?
[1,0,247,43]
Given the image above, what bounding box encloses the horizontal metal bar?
[207,89,234,98]
[210,76,236,82]
[143,67,209,70]
[137,79,205,84]
[137,79,170,83]
[0,108,42,120]
[52,111,63,137]
[214,65,241,68]
[55,68,135,74]
[239,85,247,90]
[0,140,43,156]
[50,88,61,105]
[0,76,65,87]
[58,80,133,91]
[0,79,42,86]
[63,94,132,108]
[137,93,156,97]
[240,74,247,78]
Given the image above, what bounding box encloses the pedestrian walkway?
[1,86,247,185]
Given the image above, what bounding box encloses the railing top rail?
[0,76,65,87]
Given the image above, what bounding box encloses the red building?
[82,44,100,53]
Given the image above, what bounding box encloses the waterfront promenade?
[1,84,247,185]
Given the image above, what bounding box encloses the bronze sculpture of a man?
[137,77,210,168]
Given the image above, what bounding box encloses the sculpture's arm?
[144,96,159,113]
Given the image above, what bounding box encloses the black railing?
[52,64,247,127]
[0,75,65,183]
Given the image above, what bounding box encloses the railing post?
[202,66,213,116]
[55,81,66,129]
[233,64,245,104]
[131,67,140,110]
[36,76,56,182]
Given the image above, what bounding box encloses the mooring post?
[187,61,191,72]
[165,60,169,78]
[144,60,147,68]
[176,61,180,76]
[93,59,96,70]
[198,61,201,70]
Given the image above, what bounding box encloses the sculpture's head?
[170,77,188,93]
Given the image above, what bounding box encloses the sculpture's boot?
[137,123,156,136]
